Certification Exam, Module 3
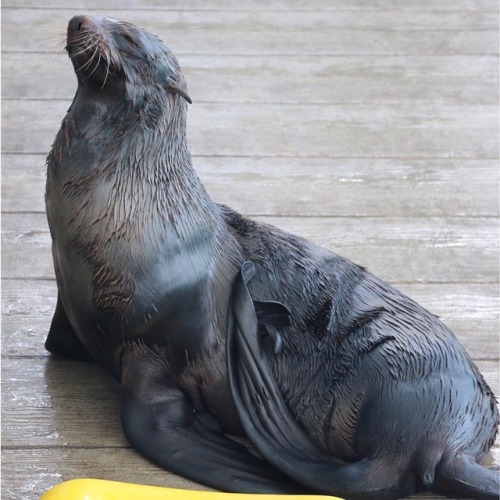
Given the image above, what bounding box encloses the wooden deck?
[2,1,499,499]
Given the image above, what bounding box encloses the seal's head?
[66,15,191,108]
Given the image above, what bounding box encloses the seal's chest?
[91,262,136,316]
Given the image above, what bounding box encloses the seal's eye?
[122,33,140,50]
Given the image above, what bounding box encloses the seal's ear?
[167,77,192,104]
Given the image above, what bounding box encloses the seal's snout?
[65,15,116,89]
[76,15,91,32]
[68,15,119,38]
[66,15,100,64]
[68,15,94,37]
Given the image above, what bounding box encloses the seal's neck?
[50,87,219,246]
[71,86,195,176]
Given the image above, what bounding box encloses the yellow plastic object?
[41,478,342,500]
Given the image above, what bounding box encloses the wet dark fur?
[45,15,499,499]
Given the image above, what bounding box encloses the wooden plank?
[2,8,498,56]
[3,279,498,360]
[1,448,207,500]
[1,357,123,448]
[3,155,498,217]
[3,53,498,104]
[2,100,497,158]
[255,217,498,284]
[2,213,498,283]
[3,0,499,11]
[2,280,57,358]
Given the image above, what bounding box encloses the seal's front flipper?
[120,351,301,494]
[45,294,93,361]
[228,262,330,466]
[227,262,415,499]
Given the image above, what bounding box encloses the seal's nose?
[68,15,94,35]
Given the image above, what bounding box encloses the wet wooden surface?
[2,1,498,499]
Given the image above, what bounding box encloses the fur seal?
[45,15,499,499]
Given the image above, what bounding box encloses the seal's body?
[46,15,499,499]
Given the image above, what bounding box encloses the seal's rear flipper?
[120,350,301,494]
[227,262,416,499]
[45,294,94,361]
[434,455,500,500]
